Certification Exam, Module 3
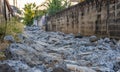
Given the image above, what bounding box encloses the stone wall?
[47,0,120,39]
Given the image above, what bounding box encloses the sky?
[9,0,46,10]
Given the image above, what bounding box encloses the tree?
[23,3,38,26]
[45,0,71,15]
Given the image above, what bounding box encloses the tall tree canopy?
[45,0,71,15]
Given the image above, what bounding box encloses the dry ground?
[0,41,9,60]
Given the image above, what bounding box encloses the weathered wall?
[0,0,5,24]
[47,0,120,39]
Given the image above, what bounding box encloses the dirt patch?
[0,41,9,51]
[0,41,9,60]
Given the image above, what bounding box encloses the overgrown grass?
[0,17,24,41]
[6,18,24,40]
[0,16,6,40]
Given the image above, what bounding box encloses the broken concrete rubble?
[0,63,15,72]
[1,26,120,72]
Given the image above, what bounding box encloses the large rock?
[0,64,15,72]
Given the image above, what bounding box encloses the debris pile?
[1,26,120,72]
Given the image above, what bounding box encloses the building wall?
[47,0,120,39]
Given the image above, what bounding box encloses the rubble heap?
[1,26,120,72]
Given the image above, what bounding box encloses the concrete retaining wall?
[47,0,120,39]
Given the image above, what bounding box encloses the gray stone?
[89,35,98,42]
[2,26,120,72]
[36,41,49,47]
[97,38,104,45]
[92,67,113,72]
[104,38,111,43]
[4,35,15,43]
[48,38,60,44]
[0,60,45,72]
[111,39,117,45]
[17,34,26,42]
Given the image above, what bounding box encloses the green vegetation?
[45,0,71,15]
[22,0,71,26]
[0,17,24,41]
[23,3,47,26]
[6,18,24,39]
[0,17,24,60]
[34,10,47,21]
[23,3,39,26]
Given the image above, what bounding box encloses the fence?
[47,0,120,39]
